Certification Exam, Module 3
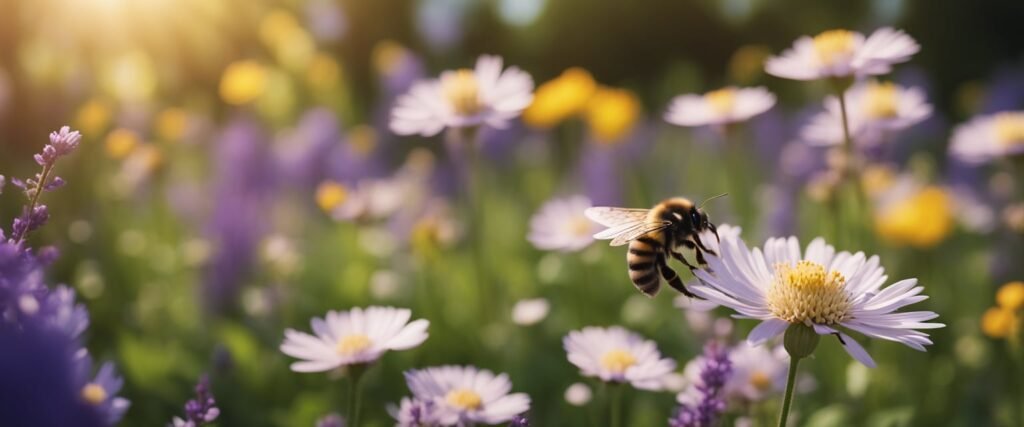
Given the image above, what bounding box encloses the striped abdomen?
[627,236,663,296]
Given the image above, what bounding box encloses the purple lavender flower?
[669,343,732,427]
[509,414,530,426]
[315,413,346,427]
[7,126,82,243]
[171,375,219,426]
[34,126,82,166]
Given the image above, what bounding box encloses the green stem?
[346,365,368,427]
[610,383,624,427]
[835,86,872,249]
[777,356,800,427]
[15,163,52,244]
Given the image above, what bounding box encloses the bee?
[585,195,724,298]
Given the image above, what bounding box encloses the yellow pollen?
[863,81,900,119]
[81,383,107,405]
[812,29,857,66]
[705,88,737,115]
[600,349,637,374]
[442,69,482,116]
[446,389,483,410]
[993,112,1024,148]
[749,371,772,391]
[766,260,851,325]
[335,334,372,355]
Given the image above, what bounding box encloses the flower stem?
[346,365,368,427]
[15,163,52,244]
[835,86,870,248]
[610,383,624,427]
[777,356,800,427]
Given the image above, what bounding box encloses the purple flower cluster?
[6,126,80,243]
[171,375,220,427]
[509,414,530,426]
[669,343,733,427]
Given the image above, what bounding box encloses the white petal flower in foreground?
[677,342,791,406]
[527,195,597,252]
[390,55,534,137]
[949,111,1024,164]
[563,326,676,390]
[511,298,550,326]
[664,86,775,127]
[402,365,530,426]
[690,225,944,367]
[802,81,932,147]
[765,28,919,81]
[280,306,429,372]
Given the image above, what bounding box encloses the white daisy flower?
[511,298,550,326]
[664,86,776,127]
[563,326,677,390]
[677,343,790,406]
[802,81,932,147]
[280,306,429,372]
[403,365,531,426]
[949,111,1024,164]
[564,382,593,406]
[390,55,534,137]
[690,225,944,367]
[527,195,597,252]
[765,28,919,81]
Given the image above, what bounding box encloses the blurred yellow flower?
[220,60,268,105]
[372,40,410,77]
[75,99,112,136]
[105,129,140,160]
[156,108,188,142]
[860,164,896,198]
[981,307,1017,339]
[728,45,771,84]
[348,125,378,156]
[522,68,597,129]
[584,86,641,144]
[316,181,347,213]
[260,9,315,70]
[875,186,953,248]
[996,281,1024,311]
[307,53,342,91]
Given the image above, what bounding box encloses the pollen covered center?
[766,260,851,325]
[336,334,372,355]
[863,81,900,119]
[446,388,483,410]
[813,29,857,66]
[705,88,737,115]
[600,349,637,374]
[993,112,1024,148]
[81,383,107,405]
[442,69,483,116]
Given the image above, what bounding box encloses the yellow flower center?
[446,389,483,410]
[315,181,348,213]
[812,29,857,66]
[335,334,372,355]
[749,371,772,391]
[993,112,1024,148]
[600,349,637,374]
[441,69,483,116]
[705,88,737,115]
[766,260,851,325]
[569,216,593,237]
[81,383,107,405]
[862,81,900,119]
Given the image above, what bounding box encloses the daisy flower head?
[402,365,530,426]
[563,326,676,390]
[74,355,130,425]
[949,111,1024,164]
[765,28,919,81]
[389,55,534,137]
[527,195,597,252]
[690,225,944,367]
[664,86,776,128]
[802,81,932,147]
[280,306,429,373]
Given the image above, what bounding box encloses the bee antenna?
[699,193,728,209]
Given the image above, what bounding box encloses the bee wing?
[584,207,650,227]
[587,207,669,246]
[605,222,672,246]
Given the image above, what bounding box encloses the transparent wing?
[587,206,668,246]
[607,222,671,246]
[584,207,650,227]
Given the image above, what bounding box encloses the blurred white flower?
[765,28,919,81]
[949,111,1024,164]
[664,86,775,127]
[390,55,534,136]
[564,382,593,406]
[563,326,676,390]
[402,365,530,425]
[280,306,429,372]
[802,81,932,147]
[511,298,550,326]
[677,343,791,406]
[388,397,440,427]
[527,195,597,252]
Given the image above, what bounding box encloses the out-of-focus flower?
[563,326,676,390]
[1003,203,1024,233]
[669,342,731,427]
[156,108,189,142]
[402,365,530,425]
[307,53,343,91]
[664,87,775,127]
[390,55,534,137]
[305,0,347,41]
[874,186,954,249]
[981,307,1017,339]
[564,382,592,406]
[527,195,597,252]
[170,374,219,427]
[522,68,597,129]
[74,356,130,425]
[508,414,529,426]
[113,145,164,196]
[219,60,268,105]
[765,28,919,81]
[802,81,932,147]
[950,111,1024,164]
[280,306,429,372]
[409,200,461,256]
[315,181,348,213]
[678,343,791,407]
[675,296,720,336]
[388,397,439,427]
[511,298,550,326]
[373,40,426,98]
[584,86,641,143]
[728,45,772,84]
[313,413,345,427]
[104,129,140,160]
[74,99,112,137]
[997,281,1024,311]
[692,225,945,367]
[259,9,316,70]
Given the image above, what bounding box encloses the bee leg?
[708,223,720,242]
[657,253,701,299]
[670,243,699,270]
[677,241,712,273]
[693,233,717,256]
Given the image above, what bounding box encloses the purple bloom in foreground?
[669,343,732,427]
[74,353,130,426]
[34,126,82,166]
[171,375,219,426]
